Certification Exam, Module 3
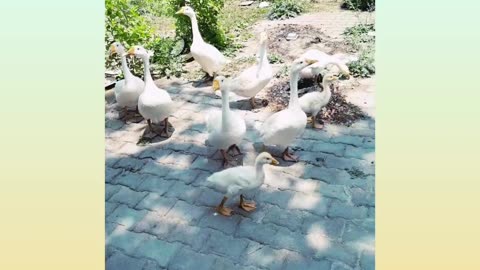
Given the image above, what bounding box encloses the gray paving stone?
[331,135,364,147]
[137,175,174,195]
[195,187,224,207]
[363,137,375,149]
[139,160,171,177]
[106,119,125,130]
[331,262,355,270]
[314,242,358,267]
[324,155,373,174]
[167,224,211,251]
[344,145,375,162]
[136,193,176,215]
[106,226,149,255]
[106,202,119,217]
[191,170,214,187]
[360,251,375,270]
[368,207,375,218]
[265,170,318,194]
[302,213,345,240]
[317,183,350,202]
[311,142,346,156]
[210,256,243,270]
[113,171,147,190]
[106,251,146,270]
[198,211,242,234]
[159,152,197,168]
[106,204,148,229]
[165,200,209,224]
[351,187,375,207]
[283,256,332,270]
[168,247,216,270]
[133,236,181,268]
[272,227,312,255]
[142,260,164,270]
[303,165,352,185]
[138,148,172,161]
[105,222,119,237]
[328,200,368,220]
[164,169,200,184]
[262,206,304,232]
[132,211,178,239]
[117,142,144,156]
[112,157,147,172]
[109,186,148,208]
[106,167,123,183]
[242,245,288,270]
[255,188,294,209]
[106,184,121,201]
[190,156,223,172]
[235,219,278,245]
[165,181,202,204]
[342,223,373,243]
[202,229,249,261]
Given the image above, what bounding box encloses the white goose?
[109,42,144,113]
[260,58,318,161]
[176,6,227,79]
[207,76,247,166]
[217,32,273,108]
[299,49,352,85]
[128,46,175,137]
[299,73,339,129]
[206,152,279,216]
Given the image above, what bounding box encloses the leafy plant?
[343,23,375,51]
[268,53,284,64]
[347,46,375,78]
[268,0,305,21]
[342,0,375,11]
[169,0,229,49]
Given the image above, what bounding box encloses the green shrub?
[268,0,305,21]
[169,0,229,49]
[347,46,375,78]
[343,0,375,11]
[343,23,375,51]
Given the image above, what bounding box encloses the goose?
[207,76,247,166]
[260,57,318,162]
[109,42,144,113]
[299,49,351,86]
[176,6,227,80]
[128,46,175,137]
[299,73,339,129]
[216,32,273,109]
[206,152,279,216]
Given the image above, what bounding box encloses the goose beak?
[175,7,185,15]
[306,59,318,65]
[109,45,116,55]
[212,80,220,91]
[127,47,135,56]
[271,158,279,165]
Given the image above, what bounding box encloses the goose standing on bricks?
[207,76,246,167]
[128,46,175,137]
[259,58,318,162]
[109,42,144,115]
[176,6,227,81]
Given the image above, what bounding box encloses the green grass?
[343,23,375,78]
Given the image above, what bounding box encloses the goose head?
[291,58,318,75]
[109,42,126,56]
[127,45,154,60]
[212,76,230,93]
[256,152,280,166]
[323,73,339,84]
[176,6,196,18]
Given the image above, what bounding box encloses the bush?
[268,0,305,20]
[347,47,375,78]
[343,0,375,11]
[105,0,184,79]
[169,0,229,49]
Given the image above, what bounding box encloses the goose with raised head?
[299,49,351,86]
[176,6,227,80]
[207,76,247,167]
[259,57,318,162]
[128,46,175,137]
[109,42,144,114]
[206,152,279,216]
[216,32,273,109]
[299,73,339,129]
